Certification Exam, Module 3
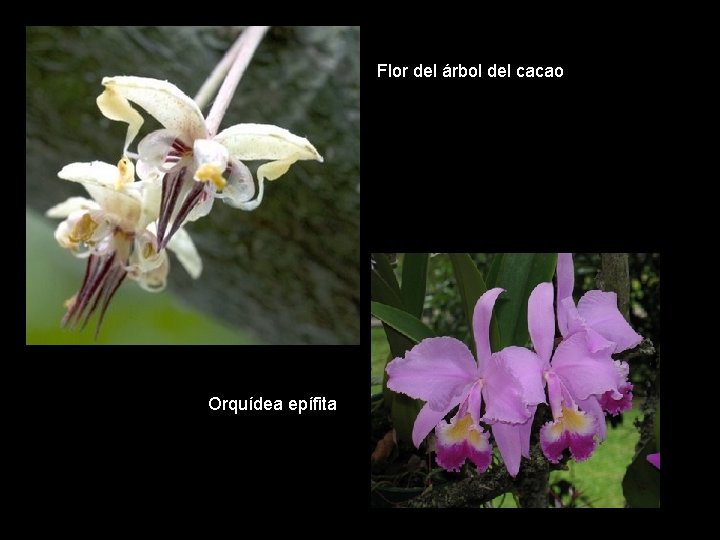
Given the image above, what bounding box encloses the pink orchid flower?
[557,254,641,423]
[526,282,627,463]
[385,288,545,474]
[647,452,660,469]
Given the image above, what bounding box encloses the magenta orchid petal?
[386,337,477,411]
[551,331,620,402]
[556,253,575,337]
[599,382,634,416]
[577,395,607,442]
[647,452,660,470]
[528,282,555,365]
[496,346,547,410]
[481,356,528,424]
[472,287,504,372]
[540,405,598,463]
[491,422,523,477]
[435,413,491,472]
[577,290,643,353]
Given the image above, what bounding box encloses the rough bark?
[600,253,630,321]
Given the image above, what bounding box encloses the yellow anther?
[142,242,155,259]
[116,156,135,189]
[195,163,227,190]
[68,214,98,243]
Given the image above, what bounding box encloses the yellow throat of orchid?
[548,405,594,438]
[443,414,484,447]
[195,163,227,190]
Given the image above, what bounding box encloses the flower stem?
[194,29,246,111]
[204,25,269,137]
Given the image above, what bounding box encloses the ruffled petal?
[99,76,207,150]
[551,331,620,402]
[556,253,575,337]
[577,395,607,442]
[435,413,491,472]
[386,337,478,411]
[577,290,643,353]
[166,227,202,279]
[491,422,526,477]
[46,197,100,219]
[472,287,504,372]
[599,382,633,417]
[540,405,598,463]
[481,354,528,424]
[497,346,547,411]
[528,282,555,365]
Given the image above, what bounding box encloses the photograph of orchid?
[371,253,660,507]
[27,27,359,344]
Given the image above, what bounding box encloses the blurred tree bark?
[26,26,359,344]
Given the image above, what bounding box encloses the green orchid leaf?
[371,301,435,344]
[623,440,660,507]
[492,253,557,348]
[486,253,504,290]
[372,253,402,301]
[449,253,501,351]
[401,253,429,318]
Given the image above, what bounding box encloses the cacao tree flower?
[46,160,201,334]
[96,76,323,248]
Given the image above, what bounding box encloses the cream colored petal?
[136,179,161,231]
[166,227,202,279]
[46,197,100,219]
[58,161,118,186]
[97,84,145,153]
[214,123,323,163]
[99,76,207,149]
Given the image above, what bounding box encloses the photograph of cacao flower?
[27,26,359,344]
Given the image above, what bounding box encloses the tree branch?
[599,253,631,321]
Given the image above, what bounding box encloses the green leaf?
[492,253,557,348]
[623,440,660,507]
[486,253,504,290]
[390,393,423,444]
[449,253,501,351]
[372,253,402,301]
[371,268,405,309]
[401,253,429,318]
[371,301,435,344]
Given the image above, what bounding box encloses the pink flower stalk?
[385,288,545,475]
